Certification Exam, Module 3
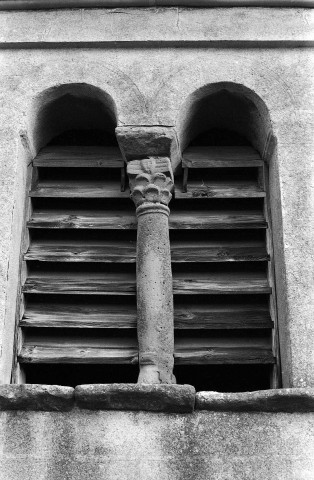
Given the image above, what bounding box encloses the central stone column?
[127,157,176,384]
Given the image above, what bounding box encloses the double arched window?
[13,84,280,392]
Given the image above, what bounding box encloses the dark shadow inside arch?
[189,127,250,147]
[49,129,117,146]
[33,83,118,151]
[178,83,272,155]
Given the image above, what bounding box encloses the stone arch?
[29,82,118,153]
[176,82,272,155]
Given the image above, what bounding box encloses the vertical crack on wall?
[176,7,180,31]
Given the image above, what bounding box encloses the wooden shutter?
[171,146,280,390]
[17,145,139,384]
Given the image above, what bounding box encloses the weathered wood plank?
[21,303,272,329]
[24,242,137,263]
[173,272,270,294]
[30,181,130,198]
[174,347,275,364]
[183,146,263,168]
[169,211,267,229]
[174,304,273,329]
[175,181,265,198]
[171,242,268,262]
[19,345,138,364]
[22,272,269,295]
[34,146,124,168]
[28,210,138,229]
[27,210,267,230]
[24,241,268,263]
[21,303,137,328]
[22,273,136,295]
[19,345,274,365]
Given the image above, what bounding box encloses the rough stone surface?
[75,384,195,412]
[134,203,174,383]
[196,388,314,412]
[116,126,181,169]
[0,8,313,45]
[0,384,74,411]
[0,44,311,388]
[126,157,175,383]
[0,3,313,392]
[0,409,314,480]
[0,6,313,479]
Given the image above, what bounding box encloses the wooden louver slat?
[19,341,274,365]
[23,273,136,295]
[21,303,272,330]
[21,303,138,329]
[19,345,139,365]
[28,210,138,229]
[24,240,268,263]
[169,143,276,382]
[31,180,265,199]
[18,141,277,388]
[182,146,263,168]
[28,210,267,230]
[174,348,275,365]
[172,272,271,295]
[33,146,124,168]
[22,271,270,296]
[175,181,265,199]
[19,144,137,383]
[30,181,130,198]
[25,241,137,263]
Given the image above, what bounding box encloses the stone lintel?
[75,384,196,412]
[0,384,74,411]
[196,388,314,412]
[116,126,181,171]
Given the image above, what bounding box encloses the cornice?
[0,0,313,10]
[0,8,313,49]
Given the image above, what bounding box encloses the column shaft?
[136,203,175,384]
[127,160,176,384]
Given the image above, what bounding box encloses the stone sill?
[0,384,314,413]
[196,389,314,412]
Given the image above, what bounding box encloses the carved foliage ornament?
[131,172,173,207]
[127,157,174,208]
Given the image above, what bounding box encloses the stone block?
[116,126,181,170]
[75,383,195,412]
[196,388,314,412]
[0,384,74,411]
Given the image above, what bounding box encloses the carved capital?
[127,157,174,209]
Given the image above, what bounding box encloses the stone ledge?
[0,384,75,411]
[1,8,313,47]
[75,384,196,413]
[196,388,314,412]
[1,385,314,413]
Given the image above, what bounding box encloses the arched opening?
[172,84,280,392]
[177,82,272,155]
[32,83,118,151]
[14,84,138,386]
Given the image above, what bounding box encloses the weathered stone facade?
[0,4,314,479]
